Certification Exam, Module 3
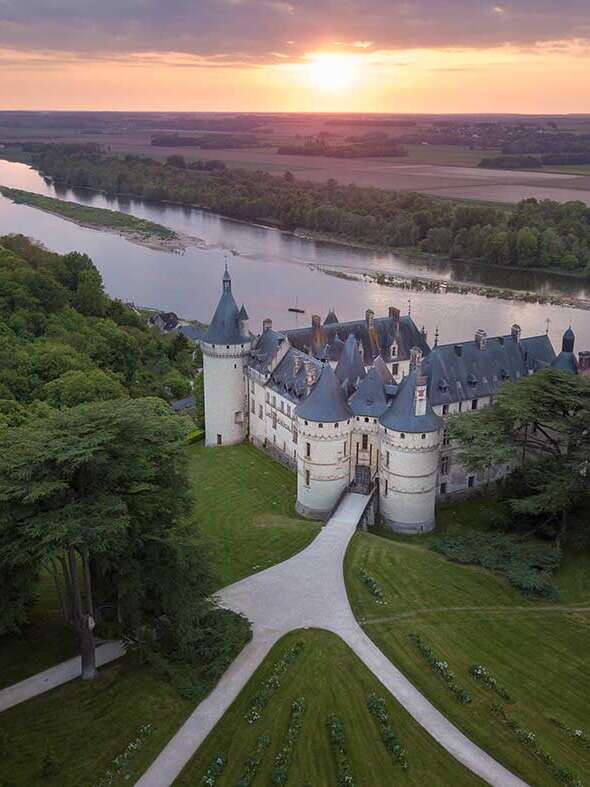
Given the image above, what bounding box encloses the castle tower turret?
[379,370,442,534]
[295,364,353,519]
[201,267,251,447]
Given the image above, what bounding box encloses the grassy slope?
[175,629,482,787]
[345,511,590,787]
[186,442,320,588]
[0,186,177,240]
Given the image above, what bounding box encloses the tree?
[516,226,539,267]
[43,368,127,408]
[449,369,590,541]
[0,397,192,679]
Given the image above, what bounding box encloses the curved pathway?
[136,493,529,787]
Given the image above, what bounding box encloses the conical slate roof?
[373,354,394,384]
[324,308,339,325]
[335,334,366,385]
[204,271,250,345]
[349,367,389,417]
[380,370,442,433]
[296,364,352,423]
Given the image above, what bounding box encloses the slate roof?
[203,272,251,345]
[249,328,288,373]
[170,395,195,412]
[296,364,352,423]
[335,334,367,391]
[266,347,322,405]
[422,333,556,406]
[286,313,429,365]
[179,323,207,342]
[552,351,578,373]
[349,367,390,417]
[380,371,442,433]
[324,309,339,325]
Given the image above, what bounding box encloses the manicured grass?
[175,629,483,787]
[0,186,178,240]
[186,442,321,588]
[0,572,76,690]
[345,529,590,787]
[0,658,193,787]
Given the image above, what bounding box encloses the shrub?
[468,665,513,702]
[367,693,408,768]
[431,531,561,598]
[245,642,304,724]
[200,752,227,786]
[327,715,356,787]
[187,427,205,444]
[409,634,472,703]
[359,569,387,605]
[271,697,306,784]
[236,735,271,787]
[550,718,590,752]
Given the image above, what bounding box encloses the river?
[0,158,588,350]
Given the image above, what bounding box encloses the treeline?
[277,139,407,158]
[481,152,590,170]
[30,146,590,274]
[152,133,261,149]
[0,234,196,422]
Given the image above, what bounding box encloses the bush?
[409,633,472,704]
[244,642,304,724]
[431,530,561,598]
[187,427,205,444]
[367,694,408,768]
[327,715,356,787]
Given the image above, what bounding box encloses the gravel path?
[136,493,529,787]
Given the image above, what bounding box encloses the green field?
[403,144,500,167]
[0,186,178,241]
[345,522,590,787]
[175,629,482,787]
[186,442,321,588]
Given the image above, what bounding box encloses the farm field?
[345,523,590,787]
[175,629,482,787]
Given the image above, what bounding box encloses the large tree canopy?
[0,397,211,678]
[450,368,590,538]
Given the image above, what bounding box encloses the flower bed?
[327,714,356,787]
[245,642,304,724]
[236,735,271,787]
[468,664,513,702]
[359,569,387,605]
[93,724,154,787]
[367,693,408,769]
[490,705,583,787]
[200,752,227,786]
[271,697,307,785]
[409,634,472,704]
[550,718,590,752]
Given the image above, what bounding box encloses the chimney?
[388,306,400,324]
[365,309,375,328]
[263,318,272,333]
[293,353,303,375]
[415,374,428,417]
[304,359,317,388]
[311,314,321,329]
[454,344,463,357]
[410,346,423,370]
[578,351,590,375]
[511,324,521,343]
[475,329,487,351]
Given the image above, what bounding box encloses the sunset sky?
[1,1,590,112]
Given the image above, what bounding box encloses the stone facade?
[201,270,583,533]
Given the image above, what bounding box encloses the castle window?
[272,395,276,408]
[385,480,388,496]
[344,441,347,457]
[458,401,463,413]
[251,381,255,393]
[364,417,369,423]
[442,404,449,415]
[217,434,222,446]
[335,423,339,428]
[471,398,478,410]
[280,401,284,413]
[468,475,475,488]
[362,434,368,450]
[318,423,323,429]
[440,482,447,495]
[287,405,291,417]
[305,420,308,426]
[293,427,298,444]
[234,364,237,369]
[441,456,449,476]
[386,451,390,467]
[400,433,405,439]
[305,469,310,486]
[421,433,426,440]
[392,363,399,376]
[258,405,263,419]
[306,442,311,458]
[251,400,255,415]
[226,345,230,349]
[266,392,269,403]
[443,428,450,446]
[272,413,277,430]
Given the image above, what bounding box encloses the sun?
[305,53,361,92]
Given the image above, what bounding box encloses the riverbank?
[0,187,203,253]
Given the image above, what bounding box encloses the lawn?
[186,442,321,588]
[175,629,483,787]
[403,144,500,167]
[345,524,590,787]
[0,658,194,787]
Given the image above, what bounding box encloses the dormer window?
[467,373,478,387]
[438,378,449,393]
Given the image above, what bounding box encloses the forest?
[25,144,590,274]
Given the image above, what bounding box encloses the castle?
[198,268,588,533]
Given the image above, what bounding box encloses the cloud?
[1,0,590,63]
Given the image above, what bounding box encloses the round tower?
[201,267,251,447]
[295,363,353,519]
[379,370,442,534]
